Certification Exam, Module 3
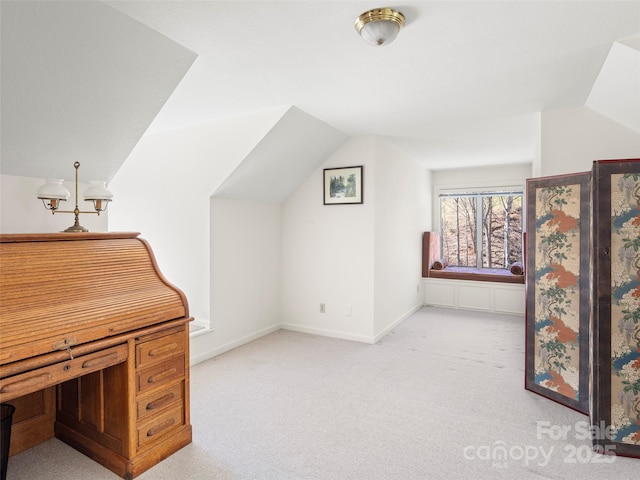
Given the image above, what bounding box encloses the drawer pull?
[148,368,177,384]
[146,393,176,411]
[82,351,120,369]
[148,343,178,357]
[146,418,175,437]
[0,373,52,393]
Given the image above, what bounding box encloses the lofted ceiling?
[1,1,639,183]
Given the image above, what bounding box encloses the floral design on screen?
[533,184,581,400]
[610,173,640,446]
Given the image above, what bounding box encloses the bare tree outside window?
[440,192,523,269]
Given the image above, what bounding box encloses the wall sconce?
[37,161,113,232]
[355,8,405,46]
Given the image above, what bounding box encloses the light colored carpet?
[6,306,639,479]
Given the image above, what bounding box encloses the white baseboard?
[190,303,430,365]
[189,323,281,366]
[279,323,375,344]
[373,303,423,343]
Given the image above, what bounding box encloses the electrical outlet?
[320,303,325,313]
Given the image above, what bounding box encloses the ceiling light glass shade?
[83,181,113,212]
[355,8,405,46]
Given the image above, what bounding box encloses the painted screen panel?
[592,159,640,458]
[525,172,590,414]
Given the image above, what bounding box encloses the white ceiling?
[1,1,639,182]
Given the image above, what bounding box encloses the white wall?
[373,138,430,341]
[541,106,640,176]
[192,197,282,364]
[281,136,430,343]
[425,168,433,230]
[431,162,532,188]
[108,108,287,331]
[1,175,108,233]
[532,112,542,178]
[281,136,376,342]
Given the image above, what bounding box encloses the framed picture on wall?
[524,171,591,414]
[323,166,363,205]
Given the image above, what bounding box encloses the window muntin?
[439,191,523,269]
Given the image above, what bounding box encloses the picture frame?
[524,171,591,414]
[591,159,640,458]
[323,166,363,205]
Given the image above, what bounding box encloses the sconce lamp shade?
[35,163,113,231]
[37,179,71,200]
[83,181,113,212]
[37,179,70,210]
[355,8,405,46]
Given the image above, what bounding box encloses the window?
[439,191,523,269]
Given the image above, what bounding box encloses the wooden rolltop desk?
[0,232,192,479]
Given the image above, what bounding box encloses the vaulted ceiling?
[1,1,639,183]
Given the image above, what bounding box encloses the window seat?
[428,266,524,284]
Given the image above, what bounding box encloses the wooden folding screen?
[525,159,640,458]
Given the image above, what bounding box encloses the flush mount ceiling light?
[355,8,405,46]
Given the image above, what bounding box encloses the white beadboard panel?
[423,280,456,308]
[493,285,526,315]
[423,278,525,315]
[458,284,491,311]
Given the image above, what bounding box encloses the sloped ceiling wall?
[0,0,197,182]
[213,107,347,203]
[586,39,640,133]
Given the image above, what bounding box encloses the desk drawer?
[137,406,184,448]
[136,330,185,369]
[137,382,184,421]
[0,344,128,402]
[136,356,185,395]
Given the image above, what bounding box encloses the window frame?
[439,189,524,269]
